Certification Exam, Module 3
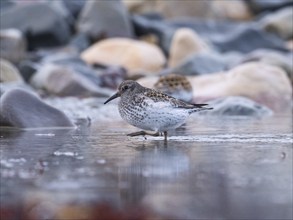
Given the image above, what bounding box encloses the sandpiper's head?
[104,80,140,104]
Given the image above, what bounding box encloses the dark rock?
[0,2,71,50]
[200,96,273,117]
[0,89,74,128]
[77,0,133,39]
[0,29,27,63]
[246,0,293,13]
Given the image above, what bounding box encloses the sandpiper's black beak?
[104,92,120,104]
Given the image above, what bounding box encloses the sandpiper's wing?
[143,89,210,110]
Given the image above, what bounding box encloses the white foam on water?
[35,133,55,137]
[53,151,78,157]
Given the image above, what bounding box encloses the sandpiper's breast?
[119,98,189,132]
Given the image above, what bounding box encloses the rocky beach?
[0,0,292,219]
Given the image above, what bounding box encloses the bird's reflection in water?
[119,140,190,206]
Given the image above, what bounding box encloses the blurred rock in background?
[0,89,73,128]
[0,0,292,125]
[77,0,134,39]
[81,38,166,76]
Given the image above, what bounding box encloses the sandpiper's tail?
[189,104,213,114]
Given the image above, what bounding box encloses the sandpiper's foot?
[127,131,160,137]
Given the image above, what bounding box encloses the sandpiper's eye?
[122,85,129,91]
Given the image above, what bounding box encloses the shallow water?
[0,113,292,219]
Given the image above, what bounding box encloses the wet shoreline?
[1,114,292,219]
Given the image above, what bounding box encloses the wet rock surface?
[0,89,73,128]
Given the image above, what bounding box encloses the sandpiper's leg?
[127,131,160,137]
[148,131,160,137]
[127,131,146,137]
[163,131,168,141]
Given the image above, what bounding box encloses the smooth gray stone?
[0,89,74,128]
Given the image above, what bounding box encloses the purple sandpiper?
[104,80,212,141]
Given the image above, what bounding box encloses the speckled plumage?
[104,80,212,140]
[154,74,193,102]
